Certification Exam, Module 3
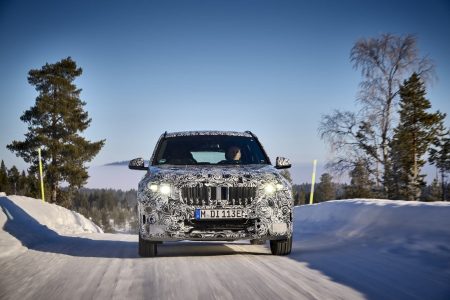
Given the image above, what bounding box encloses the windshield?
[153,135,269,165]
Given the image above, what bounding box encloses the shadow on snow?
[0,196,268,258]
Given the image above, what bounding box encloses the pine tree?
[296,189,307,205]
[7,57,105,206]
[25,171,41,199]
[390,73,445,200]
[18,170,28,196]
[345,160,373,198]
[426,178,442,202]
[0,160,10,194]
[8,166,20,195]
[292,184,310,205]
[100,208,112,232]
[385,141,403,199]
[428,120,450,201]
[316,173,336,202]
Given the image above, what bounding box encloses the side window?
[155,141,168,164]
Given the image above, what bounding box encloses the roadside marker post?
[309,160,317,204]
[38,147,45,202]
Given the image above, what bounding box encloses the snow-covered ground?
[1,194,102,234]
[0,194,449,299]
[295,199,450,254]
[0,193,102,258]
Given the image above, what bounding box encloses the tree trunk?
[412,137,418,201]
[382,86,393,196]
[375,161,381,187]
[51,183,57,203]
[442,171,446,201]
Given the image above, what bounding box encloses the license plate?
[195,209,244,220]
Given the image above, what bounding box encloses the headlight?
[159,184,171,195]
[264,183,285,195]
[148,184,158,192]
[264,184,276,194]
[147,182,171,195]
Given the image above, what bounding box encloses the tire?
[270,237,292,256]
[250,239,265,245]
[139,234,157,257]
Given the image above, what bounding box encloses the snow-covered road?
[1,195,449,299]
[0,234,364,299]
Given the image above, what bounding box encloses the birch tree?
[319,34,434,195]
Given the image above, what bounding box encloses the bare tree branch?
[320,34,435,194]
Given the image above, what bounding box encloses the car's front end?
[130,131,293,256]
[137,164,293,242]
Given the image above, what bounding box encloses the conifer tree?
[296,189,307,205]
[390,73,445,200]
[385,141,403,199]
[316,173,336,202]
[7,57,105,205]
[426,178,442,202]
[18,170,28,196]
[25,171,40,199]
[428,121,450,201]
[345,160,373,198]
[0,160,10,194]
[8,166,20,195]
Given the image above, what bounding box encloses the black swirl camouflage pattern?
[135,131,293,242]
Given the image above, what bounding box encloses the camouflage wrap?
[138,165,293,241]
[135,130,293,242]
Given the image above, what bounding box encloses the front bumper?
[138,197,293,242]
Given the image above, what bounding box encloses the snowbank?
[294,199,450,253]
[1,195,103,235]
[0,194,103,257]
[1,195,449,259]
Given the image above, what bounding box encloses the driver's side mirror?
[275,157,291,169]
[129,157,147,170]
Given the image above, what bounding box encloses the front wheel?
[139,234,157,257]
[270,237,292,255]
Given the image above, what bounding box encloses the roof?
[164,131,253,138]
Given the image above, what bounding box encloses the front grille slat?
[221,187,227,201]
[230,187,236,204]
[181,185,256,207]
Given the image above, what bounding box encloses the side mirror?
[275,157,291,169]
[129,158,147,170]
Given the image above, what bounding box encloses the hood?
[141,164,286,188]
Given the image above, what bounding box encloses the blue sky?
[1,0,449,183]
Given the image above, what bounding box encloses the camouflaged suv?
[129,131,293,257]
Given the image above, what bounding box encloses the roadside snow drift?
[294,199,450,253]
[0,193,102,257]
[0,194,102,235]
